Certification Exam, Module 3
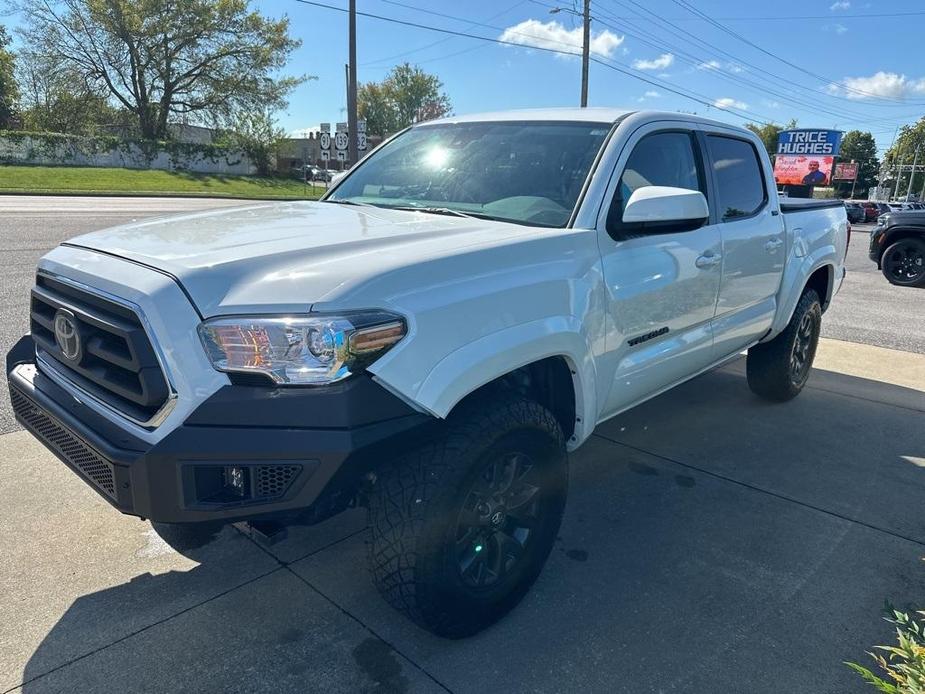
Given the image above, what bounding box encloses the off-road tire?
[367,396,568,638]
[746,289,822,402]
[881,237,925,287]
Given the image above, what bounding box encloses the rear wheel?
[746,289,822,402]
[881,238,925,287]
[367,396,567,638]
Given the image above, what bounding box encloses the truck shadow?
[17,365,925,693]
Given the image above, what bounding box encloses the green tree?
[883,117,925,200]
[16,49,124,134]
[833,130,879,199]
[358,63,451,138]
[745,119,798,158]
[16,0,306,140]
[217,110,286,176]
[0,25,17,128]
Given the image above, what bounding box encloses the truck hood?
[65,200,543,316]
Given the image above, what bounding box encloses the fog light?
[224,466,247,497]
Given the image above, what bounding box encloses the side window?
[706,135,767,220]
[617,131,704,215]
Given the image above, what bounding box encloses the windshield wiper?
[388,205,495,221]
[322,198,379,208]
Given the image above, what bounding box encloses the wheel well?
[805,265,833,312]
[452,356,577,440]
[878,228,925,263]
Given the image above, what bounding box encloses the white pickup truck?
[7,108,848,637]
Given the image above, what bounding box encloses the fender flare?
[767,248,834,337]
[375,316,599,447]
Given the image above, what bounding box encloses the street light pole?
[347,0,358,167]
[580,0,590,107]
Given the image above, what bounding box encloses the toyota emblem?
[53,309,82,362]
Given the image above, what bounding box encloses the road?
[1,196,923,693]
[1,198,921,434]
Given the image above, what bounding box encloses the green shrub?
[846,606,925,693]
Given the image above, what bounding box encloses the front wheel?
[881,238,925,287]
[746,289,822,402]
[367,396,567,638]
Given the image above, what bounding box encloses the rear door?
[702,132,785,357]
[596,123,723,418]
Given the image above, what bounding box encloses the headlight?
[198,312,405,385]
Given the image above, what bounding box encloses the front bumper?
[7,336,429,525]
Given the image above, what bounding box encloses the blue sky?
[7,0,925,153]
[257,0,925,154]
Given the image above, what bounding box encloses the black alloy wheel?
[882,238,925,287]
[455,452,541,589]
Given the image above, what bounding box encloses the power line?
[291,0,779,122]
[669,0,925,105]
[579,4,889,125]
[360,0,527,66]
[598,0,910,115]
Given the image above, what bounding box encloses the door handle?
[695,253,722,269]
[764,238,784,252]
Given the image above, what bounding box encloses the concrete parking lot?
[1,197,924,693]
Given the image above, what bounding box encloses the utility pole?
[580,0,590,107]
[347,0,358,167]
[908,144,921,201]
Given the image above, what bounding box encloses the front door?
[597,126,723,418]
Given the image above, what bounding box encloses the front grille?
[10,387,116,498]
[29,274,169,423]
[255,464,301,499]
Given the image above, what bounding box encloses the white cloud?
[498,19,623,59]
[831,71,925,100]
[823,23,848,34]
[713,97,748,110]
[632,53,675,71]
[697,60,744,73]
[637,90,662,102]
[830,0,850,9]
[761,99,782,109]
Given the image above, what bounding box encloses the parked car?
[859,201,881,222]
[845,202,865,223]
[869,209,925,286]
[313,168,333,182]
[6,109,848,638]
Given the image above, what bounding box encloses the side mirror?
[622,186,709,227]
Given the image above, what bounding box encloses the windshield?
[327,121,611,227]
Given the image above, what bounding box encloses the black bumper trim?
[8,337,431,524]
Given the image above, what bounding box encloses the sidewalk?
[1,338,922,693]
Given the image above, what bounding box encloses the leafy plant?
[846,606,925,693]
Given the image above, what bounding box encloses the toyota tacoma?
[6,109,848,637]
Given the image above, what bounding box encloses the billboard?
[774,155,834,186]
[777,129,843,156]
[833,162,859,180]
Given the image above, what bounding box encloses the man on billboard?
[801,160,828,185]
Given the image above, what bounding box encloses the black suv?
[869,211,925,286]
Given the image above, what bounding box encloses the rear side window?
[617,131,703,215]
[706,135,766,220]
